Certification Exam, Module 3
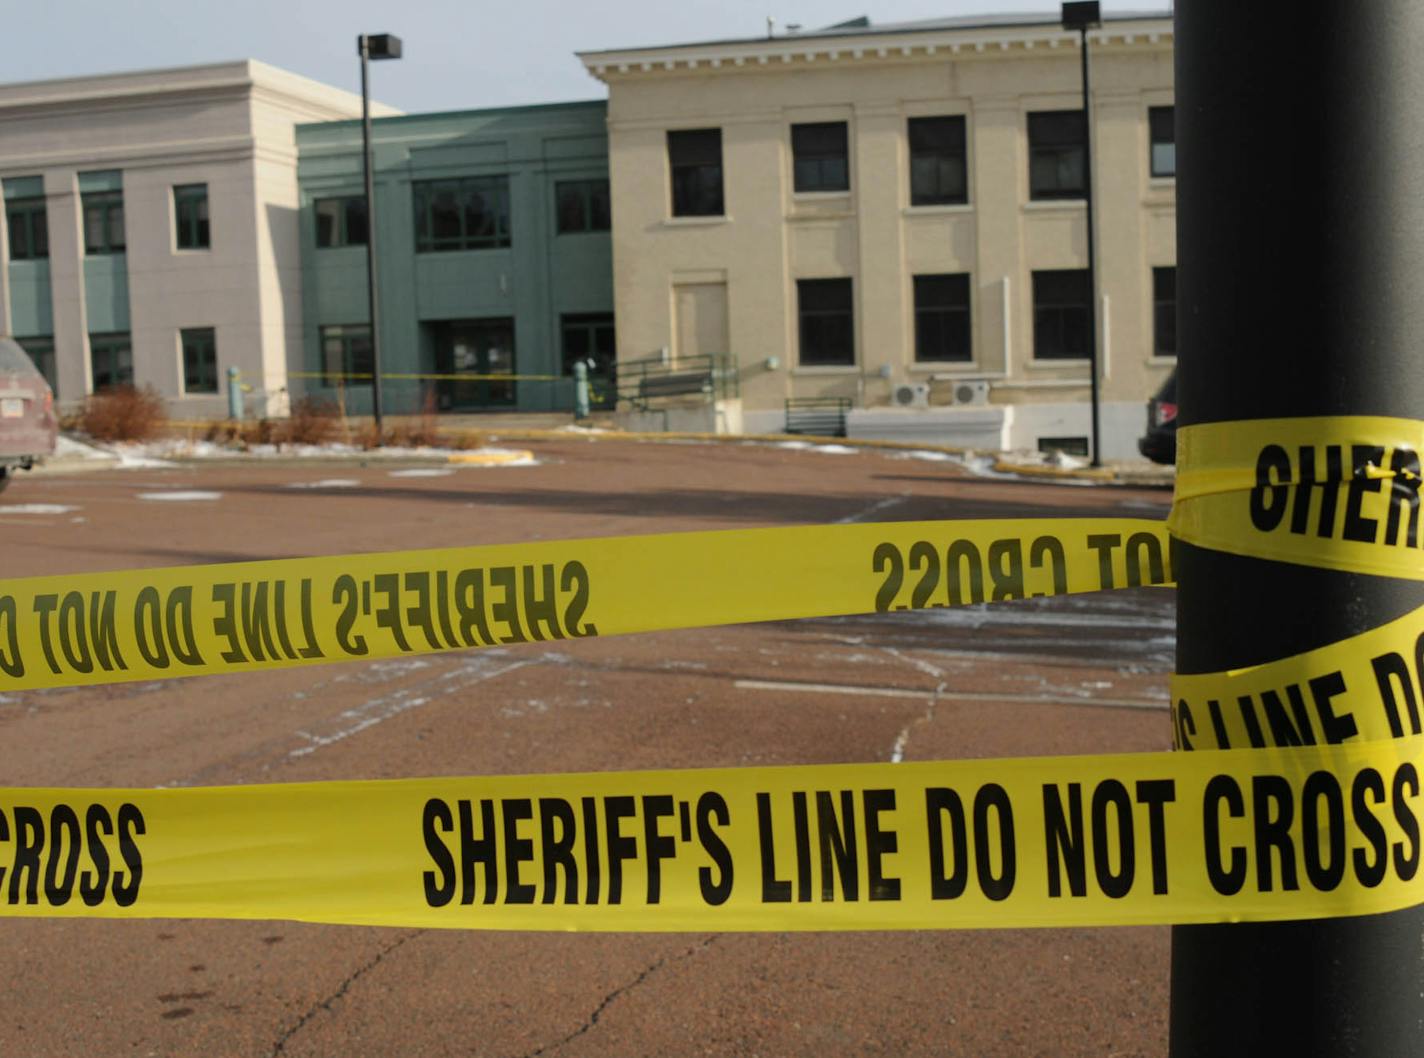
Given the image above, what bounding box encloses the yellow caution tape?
[1171,415,1424,580]
[3,737,1422,930]
[0,519,1173,692]
[1172,603,1424,751]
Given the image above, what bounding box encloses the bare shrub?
[278,397,340,446]
[388,395,442,448]
[81,385,168,442]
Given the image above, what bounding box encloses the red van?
[0,336,58,491]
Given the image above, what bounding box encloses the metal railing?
[614,353,739,409]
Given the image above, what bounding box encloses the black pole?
[359,34,384,442]
[1170,4,1424,1055]
[1079,26,1102,468]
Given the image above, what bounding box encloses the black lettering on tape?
[489,567,527,645]
[1342,445,1386,544]
[1372,652,1422,739]
[1252,775,1299,893]
[1043,783,1087,898]
[560,562,598,638]
[1393,763,1420,882]
[80,804,112,907]
[537,798,578,905]
[816,790,859,902]
[42,804,81,906]
[1301,770,1346,892]
[973,784,1016,902]
[523,564,565,642]
[57,592,92,674]
[1384,447,1421,547]
[0,595,23,678]
[1250,444,1292,532]
[757,792,790,904]
[1204,774,1247,896]
[423,797,456,907]
[459,799,498,905]
[604,796,637,905]
[502,798,536,905]
[1029,536,1068,597]
[926,787,968,900]
[332,575,369,656]
[695,793,733,906]
[211,583,245,664]
[112,803,144,907]
[909,541,939,609]
[643,795,677,905]
[1351,768,1388,888]
[1085,535,1122,591]
[1137,780,1175,895]
[873,543,904,613]
[33,594,60,675]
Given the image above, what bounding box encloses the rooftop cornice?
[580,17,1172,81]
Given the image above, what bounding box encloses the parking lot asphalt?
[0,436,1175,1057]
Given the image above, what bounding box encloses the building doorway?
[430,318,516,409]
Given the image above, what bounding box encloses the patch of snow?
[896,449,962,463]
[388,467,453,478]
[772,440,858,455]
[54,436,114,460]
[0,503,78,515]
[284,478,360,489]
[136,490,222,502]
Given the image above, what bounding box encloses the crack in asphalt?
[269,930,422,1056]
[516,936,719,1057]
[881,647,947,763]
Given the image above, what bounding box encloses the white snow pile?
[764,440,859,455]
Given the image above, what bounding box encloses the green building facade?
[295,101,614,416]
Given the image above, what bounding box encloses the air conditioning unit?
[951,379,991,407]
[892,383,931,409]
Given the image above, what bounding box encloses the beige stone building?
[581,11,1175,458]
[0,62,396,417]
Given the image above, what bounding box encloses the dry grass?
[279,396,341,446]
[81,385,168,442]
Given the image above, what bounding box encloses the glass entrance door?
[433,319,516,409]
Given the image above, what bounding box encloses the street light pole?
[1062,2,1102,466]
[357,32,402,443]
[1170,2,1424,1053]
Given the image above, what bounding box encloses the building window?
[561,313,617,409]
[314,196,368,248]
[1153,267,1177,358]
[181,327,219,393]
[90,332,133,391]
[174,184,210,250]
[797,278,854,366]
[792,122,850,193]
[83,190,126,255]
[913,274,972,362]
[5,198,48,260]
[1150,106,1176,178]
[667,129,724,217]
[320,324,373,385]
[413,177,512,252]
[17,336,55,391]
[555,180,611,234]
[908,116,968,206]
[1028,111,1087,201]
[1032,270,1092,360]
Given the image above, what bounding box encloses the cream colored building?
[0,62,397,417]
[581,11,1176,458]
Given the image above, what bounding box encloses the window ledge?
[663,215,731,227]
[791,190,851,201]
[1026,357,1091,369]
[174,248,212,256]
[907,363,979,374]
[1023,199,1086,212]
[902,203,973,216]
[1148,176,1177,188]
[792,365,859,376]
[1149,354,1177,364]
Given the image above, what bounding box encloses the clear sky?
[9,1,1165,113]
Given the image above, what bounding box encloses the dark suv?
[1137,369,1177,465]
